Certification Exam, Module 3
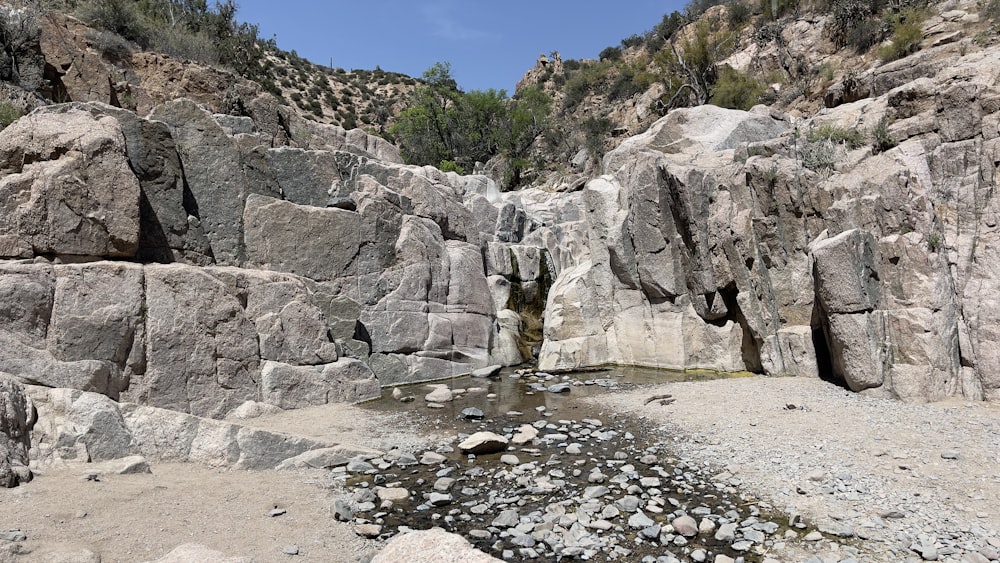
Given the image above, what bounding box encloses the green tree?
[653,16,736,112]
[390,62,461,168]
[501,85,551,187]
[391,63,551,185]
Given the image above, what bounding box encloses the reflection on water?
[362,365,745,424]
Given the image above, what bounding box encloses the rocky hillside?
[514,0,998,188]
[0,2,417,134]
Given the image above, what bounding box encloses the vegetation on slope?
[28,0,418,131]
[388,62,552,187]
[11,0,1000,190]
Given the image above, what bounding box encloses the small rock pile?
[332,410,825,562]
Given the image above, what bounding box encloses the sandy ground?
[596,376,1000,562]
[3,375,1000,562]
[0,404,441,563]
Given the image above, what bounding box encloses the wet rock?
[347,459,376,473]
[492,509,520,528]
[433,477,456,492]
[547,383,571,393]
[818,522,854,537]
[377,487,409,502]
[461,407,484,420]
[628,511,655,529]
[332,499,354,522]
[425,387,454,403]
[458,432,508,455]
[511,425,538,445]
[420,451,446,465]
[428,492,453,506]
[471,365,502,378]
[715,523,737,542]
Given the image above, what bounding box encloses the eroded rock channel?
[332,368,831,562]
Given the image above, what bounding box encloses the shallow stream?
[343,367,804,562]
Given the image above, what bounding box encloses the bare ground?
[595,375,1000,562]
[3,376,1000,562]
[0,404,442,563]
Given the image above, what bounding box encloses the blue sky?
[237,1,688,93]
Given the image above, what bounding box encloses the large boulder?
[0,107,140,258]
[133,264,259,418]
[372,528,501,563]
[243,194,361,281]
[0,376,35,487]
[48,262,145,388]
[0,262,129,398]
[34,102,214,264]
[30,387,334,470]
[259,359,380,409]
[148,99,281,265]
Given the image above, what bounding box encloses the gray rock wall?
[5,49,1000,418]
[537,50,1000,402]
[0,97,514,426]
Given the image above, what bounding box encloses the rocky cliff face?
[0,95,549,426]
[1,0,1000,482]
[529,37,1000,402]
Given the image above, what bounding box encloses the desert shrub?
[828,0,880,48]
[927,231,942,252]
[563,77,589,108]
[609,62,647,101]
[74,0,272,80]
[438,160,464,174]
[800,138,838,170]
[986,0,1000,20]
[848,17,888,51]
[0,102,22,128]
[582,116,613,161]
[878,8,925,61]
[151,25,218,62]
[728,1,752,26]
[760,0,799,18]
[807,123,866,148]
[646,11,685,53]
[77,0,150,48]
[871,117,896,153]
[799,123,866,170]
[710,66,766,110]
[86,29,132,61]
[621,34,644,49]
